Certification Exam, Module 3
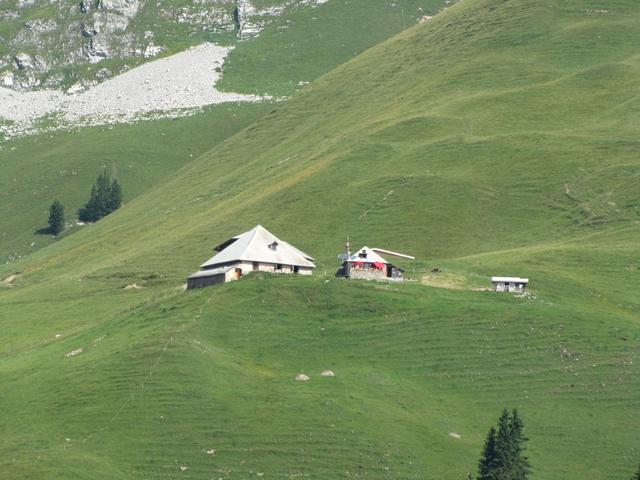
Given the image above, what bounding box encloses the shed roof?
[348,246,389,264]
[491,276,529,284]
[188,265,235,279]
[201,225,316,269]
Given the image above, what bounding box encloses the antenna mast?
[346,236,351,278]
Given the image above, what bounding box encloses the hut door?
[235,268,242,280]
[386,265,393,278]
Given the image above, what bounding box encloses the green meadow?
[0,0,450,262]
[1,0,639,478]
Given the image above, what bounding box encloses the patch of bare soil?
[0,272,19,287]
[421,271,469,290]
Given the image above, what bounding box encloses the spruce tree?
[48,199,65,235]
[508,410,530,480]
[493,409,512,480]
[94,169,112,218]
[108,178,122,213]
[78,184,98,222]
[478,426,498,480]
[477,409,530,480]
[632,464,640,480]
[78,169,123,222]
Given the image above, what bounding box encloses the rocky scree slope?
[0,0,329,91]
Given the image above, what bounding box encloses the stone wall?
[349,268,388,281]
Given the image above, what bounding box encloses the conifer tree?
[508,410,530,480]
[94,169,112,218]
[493,409,512,480]
[477,409,530,480]
[632,464,640,480]
[48,199,65,235]
[478,426,498,480]
[78,169,123,222]
[109,178,122,212]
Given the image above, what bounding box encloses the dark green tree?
[478,426,498,480]
[507,410,530,480]
[48,199,65,235]
[477,409,530,480]
[78,183,98,222]
[632,464,640,480]
[108,178,122,212]
[78,169,123,222]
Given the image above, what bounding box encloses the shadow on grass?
[34,227,54,236]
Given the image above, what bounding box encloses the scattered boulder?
[96,67,112,78]
[144,44,165,58]
[83,37,110,63]
[295,373,310,382]
[65,348,84,357]
[91,11,131,33]
[320,370,335,377]
[80,0,92,13]
[449,432,461,439]
[15,53,34,70]
[99,0,140,18]
[25,19,57,33]
[17,0,36,8]
[80,22,98,37]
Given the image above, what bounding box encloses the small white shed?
[491,276,529,293]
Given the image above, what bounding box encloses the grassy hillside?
[219,0,448,97]
[1,0,639,478]
[0,103,272,263]
[0,0,451,261]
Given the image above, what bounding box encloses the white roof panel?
[491,276,529,283]
[348,246,388,264]
[201,225,316,269]
[188,265,235,279]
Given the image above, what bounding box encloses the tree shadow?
[34,226,53,235]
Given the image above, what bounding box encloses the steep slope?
[0,0,330,90]
[0,0,452,260]
[1,0,639,478]
[0,102,272,262]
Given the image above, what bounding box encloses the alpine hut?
[336,246,414,282]
[491,276,529,293]
[187,225,316,289]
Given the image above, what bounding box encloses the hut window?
[253,262,259,271]
[276,264,283,270]
[358,252,367,259]
[268,241,278,251]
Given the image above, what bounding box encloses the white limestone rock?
[17,0,37,8]
[91,11,130,34]
[24,18,57,33]
[83,37,110,63]
[99,0,140,18]
[15,53,34,70]
[1,72,15,88]
[143,44,164,58]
